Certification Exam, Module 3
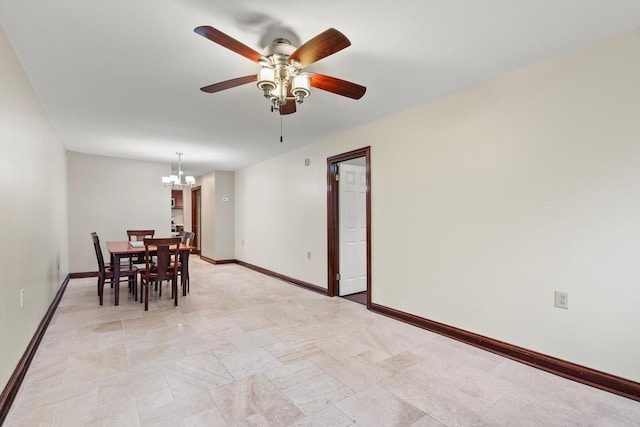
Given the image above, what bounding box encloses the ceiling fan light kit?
[256,38,310,109]
[194,26,366,115]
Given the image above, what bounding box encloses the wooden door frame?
[327,146,371,309]
[190,185,201,255]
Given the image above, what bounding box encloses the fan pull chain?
[280,114,283,143]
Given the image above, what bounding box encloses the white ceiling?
[1,0,638,176]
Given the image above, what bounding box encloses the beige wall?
[235,30,640,381]
[235,147,329,284]
[213,171,235,261]
[0,23,69,390]
[196,170,235,261]
[67,152,172,272]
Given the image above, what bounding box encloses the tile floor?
[5,258,640,426]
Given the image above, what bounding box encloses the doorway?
[191,185,202,255]
[327,147,371,309]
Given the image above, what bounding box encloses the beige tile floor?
[6,258,640,426]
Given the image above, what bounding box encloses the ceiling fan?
[194,26,367,115]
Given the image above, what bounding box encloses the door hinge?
[336,273,341,281]
[335,174,340,182]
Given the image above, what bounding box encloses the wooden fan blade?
[194,26,268,64]
[308,73,366,100]
[288,28,350,67]
[279,100,296,115]
[200,74,257,93]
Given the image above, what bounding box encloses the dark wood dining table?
[106,240,192,306]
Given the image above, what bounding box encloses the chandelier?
[162,152,195,188]
[256,38,311,112]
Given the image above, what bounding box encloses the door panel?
[339,163,367,296]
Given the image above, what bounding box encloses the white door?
[338,162,367,296]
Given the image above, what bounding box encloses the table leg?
[114,254,121,306]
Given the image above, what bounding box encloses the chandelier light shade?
[162,152,195,187]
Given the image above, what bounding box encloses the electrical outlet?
[554,291,568,309]
[20,289,25,307]
[307,251,311,260]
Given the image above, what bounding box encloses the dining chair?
[176,231,195,294]
[91,232,138,305]
[182,231,195,246]
[138,237,181,311]
[127,229,155,267]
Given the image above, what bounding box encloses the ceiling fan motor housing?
[262,38,297,58]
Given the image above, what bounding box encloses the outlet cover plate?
[554,291,568,309]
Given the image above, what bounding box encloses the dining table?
[106,240,192,306]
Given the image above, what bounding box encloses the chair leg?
[132,275,136,294]
[173,278,178,307]
[181,271,189,296]
[98,276,104,306]
[144,281,149,311]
